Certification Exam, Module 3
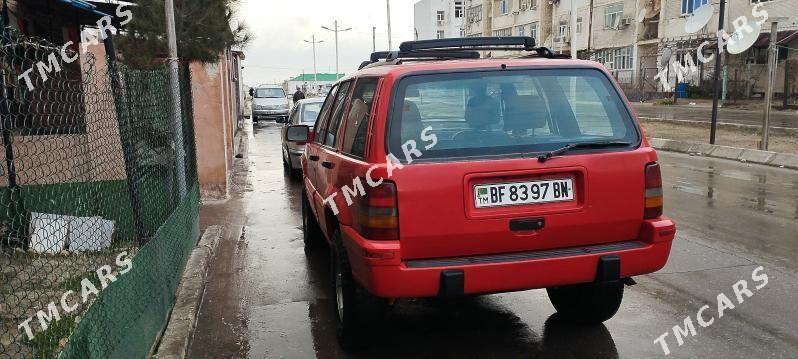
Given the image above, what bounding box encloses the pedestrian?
[292,86,305,103]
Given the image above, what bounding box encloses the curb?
[152,225,223,359]
[649,138,798,170]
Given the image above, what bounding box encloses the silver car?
[281,97,324,176]
[251,85,290,122]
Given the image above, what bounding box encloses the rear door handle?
[321,161,335,169]
[308,155,319,161]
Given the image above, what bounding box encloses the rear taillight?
[644,162,663,219]
[354,181,399,240]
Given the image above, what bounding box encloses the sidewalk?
[635,98,798,113]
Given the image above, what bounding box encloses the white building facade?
[416,0,798,99]
[415,0,467,40]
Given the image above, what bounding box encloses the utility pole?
[587,0,594,58]
[304,35,323,91]
[164,0,187,199]
[373,26,377,52]
[322,20,352,80]
[570,0,577,59]
[761,20,780,151]
[709,0,726,145]
[387,0,393,50]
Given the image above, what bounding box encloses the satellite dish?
[727,21,762,54]
[637,9,647,23]
[684,4,714,34]
[660,47,673,67]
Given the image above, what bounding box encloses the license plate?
[474,178,575,208]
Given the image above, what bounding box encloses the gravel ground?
[639,119,798,155]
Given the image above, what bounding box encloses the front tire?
[546,281,624,324]
[331,230,384,351]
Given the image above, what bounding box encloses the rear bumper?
[341,217,675,298]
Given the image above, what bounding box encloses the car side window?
[288,105,300,125]
[323,81,353,148]
[314,85,338,144]
[341,78,379,158]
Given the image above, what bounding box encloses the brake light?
[354,181,399,240]
[644,162,663,219]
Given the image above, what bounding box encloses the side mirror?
[249,88,255,97]
[286,125,310,144]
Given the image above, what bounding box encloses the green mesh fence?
[0,26,200,359]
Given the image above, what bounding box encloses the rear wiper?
[537,141,632,163]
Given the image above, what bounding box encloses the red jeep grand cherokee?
[285,37,675,348]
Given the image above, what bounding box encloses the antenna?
[727,21,762,54]
[660,47,672,67]
[684,4,714,34]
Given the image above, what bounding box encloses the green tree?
[117,0,251,68]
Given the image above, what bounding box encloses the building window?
[437,11,445,21]
[498,0,509,15]
[530,22,539,41]
[517,25,526,37]
[493,27,512,37]
[594,47,633,70]
[576,17,583,34]
[681,0,709,15]
[467,32,483,38]
[437,30,445,39]
[460,28,465,37]
[467,5,483,22]
[558,23,568,41]
[455,1,464,18]
[604,3,623,28]
[520,0,537,10]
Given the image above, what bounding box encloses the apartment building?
[658,0,798,98]
[415,0,467,40]
[417,0,797,99]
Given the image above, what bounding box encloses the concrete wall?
[191,60,233,200]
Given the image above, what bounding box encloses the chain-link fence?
[0,25,200,359]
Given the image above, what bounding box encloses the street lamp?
[303,35,324,92]
[322,20,352,80]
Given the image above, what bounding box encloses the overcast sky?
[234,0,417,87]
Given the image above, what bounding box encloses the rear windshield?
[387,68,639,160]
[301,102,323,123]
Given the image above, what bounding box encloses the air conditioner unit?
[437,20,445,26]
[617,17,632,29]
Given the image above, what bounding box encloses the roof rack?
[359,37,569,70]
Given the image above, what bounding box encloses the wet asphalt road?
[188,121,798,359]
[631,103,798,129]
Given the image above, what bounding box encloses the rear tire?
[331,230,384,351]
[546,281,624,324]
[301,191,322,251]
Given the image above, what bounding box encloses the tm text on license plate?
[474,179,574,208]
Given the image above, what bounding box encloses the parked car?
[281,97,325,177]
[285,37,675,349]
[250,84,289,122]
